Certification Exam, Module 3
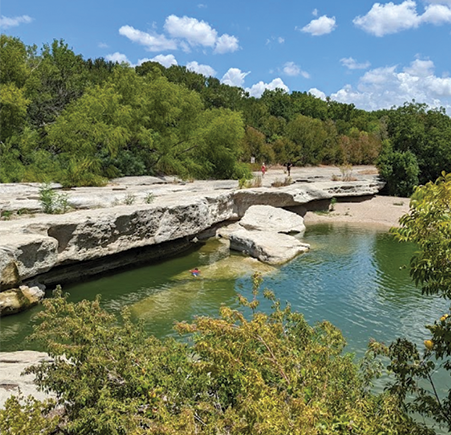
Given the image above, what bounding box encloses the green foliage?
[0,394,61,435]
[0,34,30,86]
[144,192,154,204]
[39,183,69,214]
[1,279,433,434]
[379,172,451,431]
[329,197,337,211]
[123,193,136,205]
[377,141,420,196]
[25,39,88,129]
[1,35,450,188]
[286,114,328,165]
[378,102,451,196]
[0,83,30,141]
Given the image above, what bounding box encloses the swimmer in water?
[190,267,200,277]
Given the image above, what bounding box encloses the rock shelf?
[0,165,384,314]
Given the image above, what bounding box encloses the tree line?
[1,35,450,195]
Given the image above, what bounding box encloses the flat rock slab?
[229,228,310,265]
[0,351,54,409]
[240,205,305,233]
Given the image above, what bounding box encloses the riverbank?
[304,195,410,229]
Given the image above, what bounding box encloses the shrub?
[2,280,433,434]
[144,192,154,204]
[39,184,70,214]
[123,193,136,205]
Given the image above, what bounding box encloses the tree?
[0,83,30,142]
[286,114,328,165]
[25,39,88,129]
[379,173,451,432]
[0,278,433,434]
[0,34,30,87]
[377,141,420,197]
[197,108,246,178]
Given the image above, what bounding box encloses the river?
[1,222,447,356]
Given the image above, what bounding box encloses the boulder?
[0,288,30,316]
[229,228,310,265]
[0,256,21,291]
[20,284,45,305]
[239,205,305,234]
[0,233,58,281]
[0,284,45,317]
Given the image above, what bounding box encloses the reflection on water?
[1,224,448,357]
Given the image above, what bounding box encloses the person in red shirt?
[261,163,267,177]
[189,267,200,277]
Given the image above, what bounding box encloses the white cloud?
[301,15,336,36]
[186,61,216,77]
[214,34,239,54]
[120,15,239,55]
[421,3,451,24]
[164,15,217,47]
[283,62,300,76]
[98,42,109,49]
[403,58,435,76]
[278,36,285,44]
[105,52,177,68]
[119,25,177,51]
[329,58,451,114]
[246,78,289,98]
[353,1,420,36]
[147,54,178,68]
[353,0,451,36]
[105,51,136,67]
[283,62,310,78]
[312,9,319,17]
[105,52,131,64]
[221,68,250,87]
[308,88,327,100]
[340,57,371,70]
[0,15,32,28]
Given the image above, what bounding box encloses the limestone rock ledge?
[0,351,54,409]
[0,171,382,297]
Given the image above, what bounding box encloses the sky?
[2,0,451,114]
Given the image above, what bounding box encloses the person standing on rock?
[261,163,267,177]
[285,161,293,176]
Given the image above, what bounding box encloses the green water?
[1,223,448,355]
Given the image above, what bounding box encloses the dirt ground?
[304,195,411,229]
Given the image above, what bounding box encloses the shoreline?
[303,195,410,229]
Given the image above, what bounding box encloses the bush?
[377,142,420,197]
[39,184,69,214]
[1,280,433,434]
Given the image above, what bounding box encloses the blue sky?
[2,0,451,113]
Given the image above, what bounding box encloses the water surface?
[1,223,447,356]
